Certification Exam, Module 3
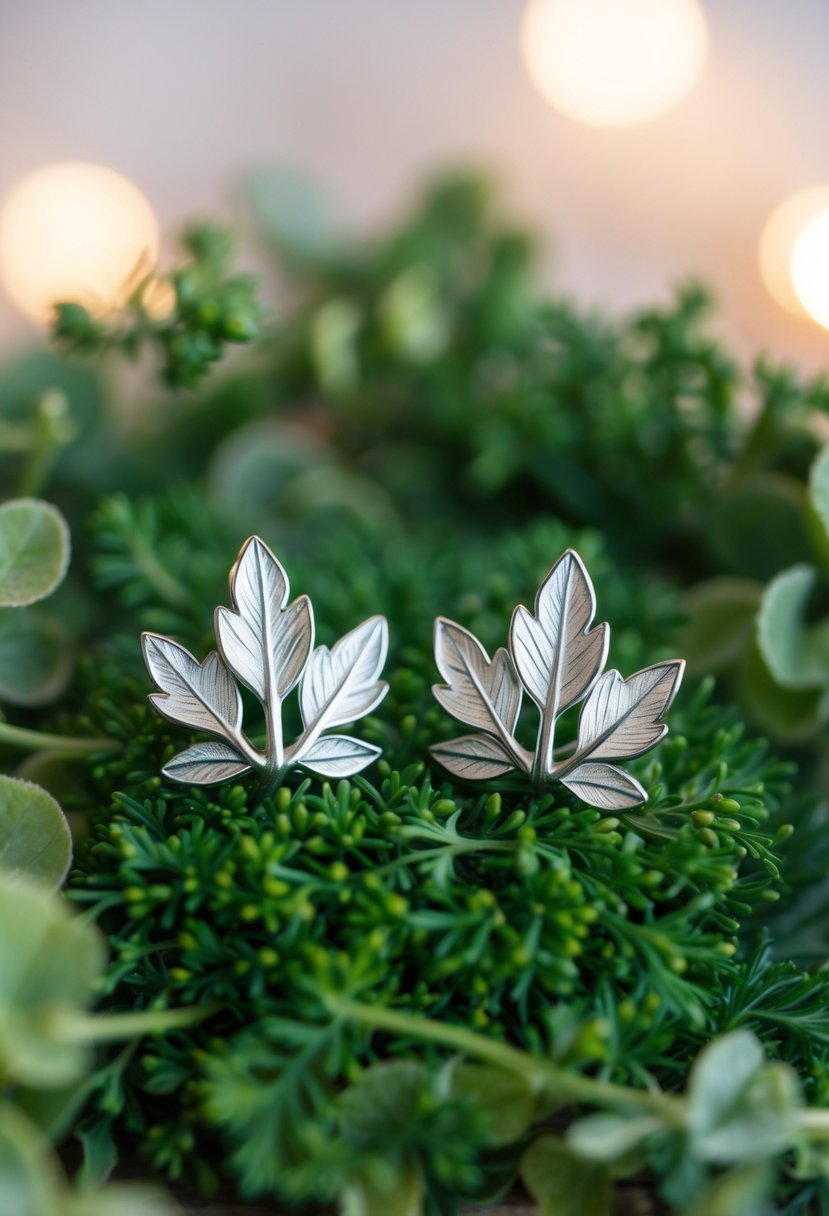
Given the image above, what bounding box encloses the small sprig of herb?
[53,223,263,388]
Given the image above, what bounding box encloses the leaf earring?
[142,537,388,794]
[431,550,684,811]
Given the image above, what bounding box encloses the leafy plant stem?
[328,995,684,1123]
[16,392,72,498]
[0,722,116,755]
[55,1002,217,1044]
[132,535,193,610]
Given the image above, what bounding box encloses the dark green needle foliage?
[53,503,821,1212]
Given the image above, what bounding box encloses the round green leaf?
[0,498,70,607]
[708,474,813,581]
[0,1108,61,1216]
[0,873,106,1086]
[246,165,343,268]
[757,564,829,689]
[680,578,763,675]
[738,643,827,743]
[688,1030,799,1164]
[0,774,72,890]
[0,608,72,705]
[809,443,829,543]
[520,1134,611,1216]
[449,1063,535,1147]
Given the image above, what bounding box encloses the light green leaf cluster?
[0,498,71,707]
[0,874,182,1214]
[682,440,829,743]
[0,1107,180,1216]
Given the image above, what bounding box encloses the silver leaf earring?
[431,549,684,811]
[142,536,388,794]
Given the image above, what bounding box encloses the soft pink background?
[1,0,828,368]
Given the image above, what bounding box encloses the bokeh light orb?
[791,211,829,332]
[0,163,159,324]
[759,188,829,327]
[521,0,708,128]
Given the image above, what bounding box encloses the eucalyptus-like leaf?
[299,615,388,731]
[509,550,608,717]
[430,549,684,809]
[215,536,313,701]
[0,608,73,706]
[433,617,522,735]
[143,537,388,789]
[0,1107,62,1216]
[520,1134,612,1216]
[559,761,647,811]
[571,662,685,763]
[0,498,70,608]
[756,564,829,689]
[0,774,72,889]
[0,875,106,1087]
[142,637,244,741]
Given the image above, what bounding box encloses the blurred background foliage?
[42,170,829,762]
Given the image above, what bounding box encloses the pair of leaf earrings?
[142,537,684,812]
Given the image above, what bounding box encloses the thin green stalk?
[16,391,73,498]
[132,537,192,610]
[0,721,116,755]
[57,1002,216,1044]
[328,995,684,1123]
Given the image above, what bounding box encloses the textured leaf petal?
[215,536,313,701]
[0,499,70,608]
[560,761,646,810]
[433,617,521,734]
[162,742,252,785]
[509,550,608,715]
[299,615,388,730]
[574,660,684,762]
[142,636,242,741]
[297,734,381,778]
[430,734,515,781]
[0,775,72,890]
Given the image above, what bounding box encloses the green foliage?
[0,497,69,607]
[0,774,72,888]
[520,1135,612,1216]
[3,167,829,1213]
[54,223,264,388]
[0,497,72,707]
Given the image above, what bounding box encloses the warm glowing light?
[791,211,829,332]
[0,163,159,324]
[521,0,708,128]
[759,188,829,320]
